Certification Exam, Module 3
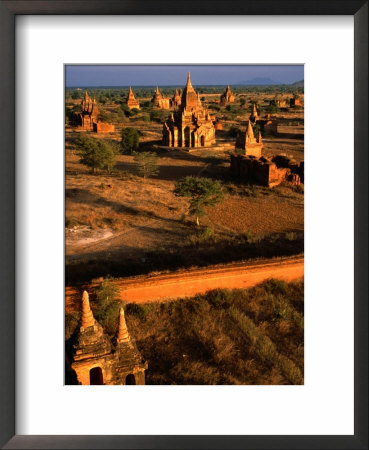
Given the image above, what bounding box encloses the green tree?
[133,151,159,179]
[93,278,121,337]
[265,104,279,114]
[121,127,140,154]
[71,90,82,100]
[240,97,246,107]
[149,109,169,123]
[174,176,224,226]
[97,110,110,122]
[75,136,117,173]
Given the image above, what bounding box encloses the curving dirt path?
[65,256,304,312]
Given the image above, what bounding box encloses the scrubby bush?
[75,136,118,173]
[125,303,147,321]
[149,109,169,123]
[93,278,121,337]
[121,127,140,154]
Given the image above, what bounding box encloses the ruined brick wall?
[93,122,115,133]
[230,154,300,187]
[214,120,223,130]
[290,98,303,107]
[266,164,290,187]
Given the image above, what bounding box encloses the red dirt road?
[66,256,304,312]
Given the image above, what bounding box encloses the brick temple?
[162,72,216,148]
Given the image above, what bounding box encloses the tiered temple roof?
[162,73,216,148]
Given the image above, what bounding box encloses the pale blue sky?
[66,65,303,87]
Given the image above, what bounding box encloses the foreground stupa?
[71,292,147,385]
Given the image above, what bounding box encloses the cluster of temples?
[231,99,303,187]
[162,73,216,148]
[71,291,147,385]
[68,79,303,188]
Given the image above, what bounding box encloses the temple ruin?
[235,120,263,157]
[171,89,182,108]
[220,85,235,105]
[71,291,147,385]
[269,95,288,108]
[230,154,303,188]
[162,72,216,148]
[152,86,170,109]
[75,91,115,133]
[126,87,140,110]
[214,119,223,130]
[249,103,260,123]
[78,91,99,130]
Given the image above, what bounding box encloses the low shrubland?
[65,279,304,385]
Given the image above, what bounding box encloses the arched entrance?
[125,374,136,385]
[200,135,205,147]
[89,367,103,385]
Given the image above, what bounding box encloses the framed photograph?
[0,1,367,449]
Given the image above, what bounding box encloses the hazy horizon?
[66,65,304,87]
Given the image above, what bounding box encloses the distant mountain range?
[237,77,280,85]
[291,79,304,87]
[237,77,304,86]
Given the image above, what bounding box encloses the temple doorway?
[125,374,136,385]
[184,127,191,147]
[89,367,103,385]
[201,135,205,146]
[191,132,195,147]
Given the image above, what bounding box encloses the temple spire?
[117,307,130,344]
[246,120,255,141]
[258,131,262,144]
[81,291,95,329]
[186,72,192,88]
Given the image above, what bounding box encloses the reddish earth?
[66,256,304,313]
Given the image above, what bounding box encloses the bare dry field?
[66,148,303,248]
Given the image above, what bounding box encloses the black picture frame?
[0,1,367,449]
